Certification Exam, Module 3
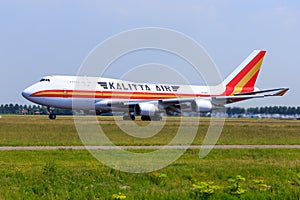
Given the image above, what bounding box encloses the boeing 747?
[22,50,289,120]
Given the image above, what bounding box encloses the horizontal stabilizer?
[214,88,289,104]
[234,88,289,96]
[266,88,289,97]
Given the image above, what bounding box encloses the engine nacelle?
[134,103,157,116]
[95,100,125,112]
[191,99,212,113]
[95,100,111,110]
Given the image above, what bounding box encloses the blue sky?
[0,0,299,107]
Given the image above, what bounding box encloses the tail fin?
[223,50,266,96]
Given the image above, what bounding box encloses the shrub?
[112,192,126,200]
[227,175,247,195]
[192,181,221,199]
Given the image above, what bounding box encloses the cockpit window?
[40,78,50,82]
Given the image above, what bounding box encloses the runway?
[1,145,300,150]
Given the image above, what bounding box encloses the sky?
[0,0,299,107]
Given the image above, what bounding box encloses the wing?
[143,87,289,106]
[95,88,289,115]
[151,87,289,114]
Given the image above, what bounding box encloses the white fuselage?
[22,75,218,111]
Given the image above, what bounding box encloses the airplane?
[22,50,289,120]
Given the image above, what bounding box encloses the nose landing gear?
[48,107,56,120]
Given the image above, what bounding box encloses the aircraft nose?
[22,87,31,100]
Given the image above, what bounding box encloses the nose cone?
[22,87,32,100]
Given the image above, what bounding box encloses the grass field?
[0,115,300,146]
[0,115,300,199]
[1,149,300,199]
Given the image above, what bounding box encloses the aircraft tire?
[151,116,162,121]
[123,115,135,121]
[130,115,135,120]
[141,116,151,121]
[49,113,56,120]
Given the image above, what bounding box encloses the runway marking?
[1,145,300,150]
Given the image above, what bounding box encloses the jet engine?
[191,99,212,113]
[95,100,125,112]
[134,103,158,116]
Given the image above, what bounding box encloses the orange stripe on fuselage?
[30,90,212,100]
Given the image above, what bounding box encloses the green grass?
[0,149,300,199]
[1,116,300,199]
[0,115,300,146]
[0,115,80,146]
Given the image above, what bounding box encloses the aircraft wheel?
[150,116,162,121]
[123,115,135,121]
[130,115,135,120]
[141,116,151,121]
[49,113,56,120]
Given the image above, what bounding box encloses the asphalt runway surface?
[1,145,300,150]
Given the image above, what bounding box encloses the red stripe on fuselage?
[30,90,214,100]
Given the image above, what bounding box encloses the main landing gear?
[48,107,56,120]
[141,115,162,121]
[123,113,135,121]
[122,114,162,121]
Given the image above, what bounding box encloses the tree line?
[226,106,300,115]
[0,104,72,115]
[0,104,300,116]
